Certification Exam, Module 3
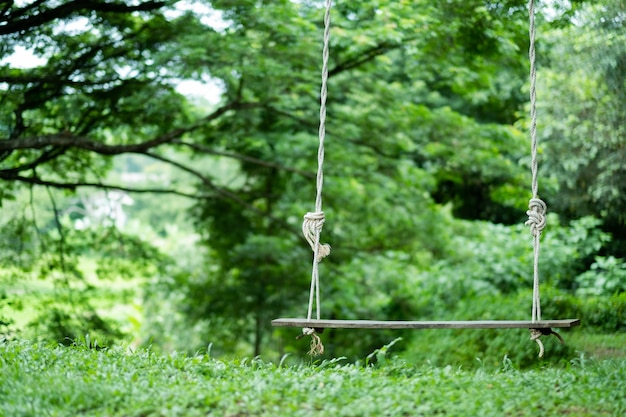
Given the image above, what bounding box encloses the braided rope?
[526,0,547,324]
[301,0,333,355]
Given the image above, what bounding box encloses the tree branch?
[329,35,420,77]
[143,151,290,227]
[0,101,261,155]
[265,105,403,159]
[0,173,204,199]
[1,170,302,239]
[0,0,167,35]
[2,147,69,174]
[329,43,394,77]
[144,151,303,238]
[265,105,319,130]
[171,140,315,179]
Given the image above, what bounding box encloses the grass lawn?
[1,340,624,417]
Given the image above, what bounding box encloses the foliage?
[1,0,624,359]
[542,288,626,333]
[576,256,626,296]
[539,0,626,246]
[150,209,623,360]
[402,288,626,367]
[0,292,16,338]
[429,215,611,294]
[274,212,621,364]
[0,188,168,345]
[1,341,625,417]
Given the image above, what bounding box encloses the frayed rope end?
[302,327,325,356]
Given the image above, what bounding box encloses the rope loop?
[302,212,331,262]
[529,328,545,358]
[525,198,547,237]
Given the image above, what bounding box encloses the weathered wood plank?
[271,318,581,329]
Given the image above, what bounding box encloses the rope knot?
[525,198,547,237]
[302,211,331,262]
[530,328,565,358]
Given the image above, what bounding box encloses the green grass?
[1,341,625,417]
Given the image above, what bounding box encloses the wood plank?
[271,318,581,330]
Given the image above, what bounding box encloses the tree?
[1,0,605,356]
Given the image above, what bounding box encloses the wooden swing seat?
[272,318,580,330]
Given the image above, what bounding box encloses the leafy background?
[0,0,624,369]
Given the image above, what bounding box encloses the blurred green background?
[1,0,624,368]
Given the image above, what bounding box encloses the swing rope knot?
[525,198,547,237]
[530,328,565,358]
[303,212,331,262]
[302,327,324,356]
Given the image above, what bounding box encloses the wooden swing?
[272,0,580,357]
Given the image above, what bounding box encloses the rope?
[530,328,565,358]
[301,0,332,356]
[529,329,545,358]
[302,327,325,356]
[525,0,547,324]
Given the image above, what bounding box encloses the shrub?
[575,256,626,296]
